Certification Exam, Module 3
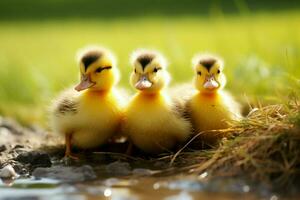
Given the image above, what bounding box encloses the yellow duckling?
[50,46,125,158]
[187,54,241,144]
[123,49,192,154]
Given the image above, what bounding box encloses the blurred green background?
[0,0,299,125]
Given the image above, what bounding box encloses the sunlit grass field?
[0,12,299,125]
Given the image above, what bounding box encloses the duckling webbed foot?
[64,152,79,160]
[64,133,79,160]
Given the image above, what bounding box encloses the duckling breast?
[124,94,191,153]
[188,91,241,143]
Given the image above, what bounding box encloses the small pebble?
[132,168,153,176]
[15,151,52,168]
[105,161,131,176]
[32,165,96,182]
[0,164,19,179]
[0,145,6,152]
[13,144,24,149]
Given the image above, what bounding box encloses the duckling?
[50,46,125,158]
[187,54,241,144]
[123,49,192,154]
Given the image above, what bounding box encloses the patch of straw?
[169,98,300,187]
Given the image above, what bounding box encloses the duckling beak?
[135,75,152,90]
[203,75,219,90]
[75,74,95,92]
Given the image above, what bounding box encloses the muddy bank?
[0,116,170,182]
[0,117,53,178]
[0,114,299,199]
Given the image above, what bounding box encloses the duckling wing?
[51,89,79,116]
[168,82,196,119]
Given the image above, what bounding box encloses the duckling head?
[130,49,170,93]
[75,46,119,92]
[192,54,226,94]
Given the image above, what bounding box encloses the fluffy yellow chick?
[50,46,125,159]
[187,54,241,144]
[123,49,192,154]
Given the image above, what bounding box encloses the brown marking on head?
[199,57,217,71]
[137,53,156,70]
[81,50,103,71]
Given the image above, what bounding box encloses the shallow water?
[0,148,297,200]
[0,175,289,200]
[0,152,298,200]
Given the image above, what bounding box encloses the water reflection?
[165,192,193,200]
[1,178,15,186]
[0,176,294,200]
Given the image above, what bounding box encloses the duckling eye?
[217,69,220,74]
[95,67,103,73]
[134,69,137,73]
[95,66,112,73]
[197,71,201,76]
[153,68,161,73]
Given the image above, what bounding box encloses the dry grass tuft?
[169,95,300,188]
